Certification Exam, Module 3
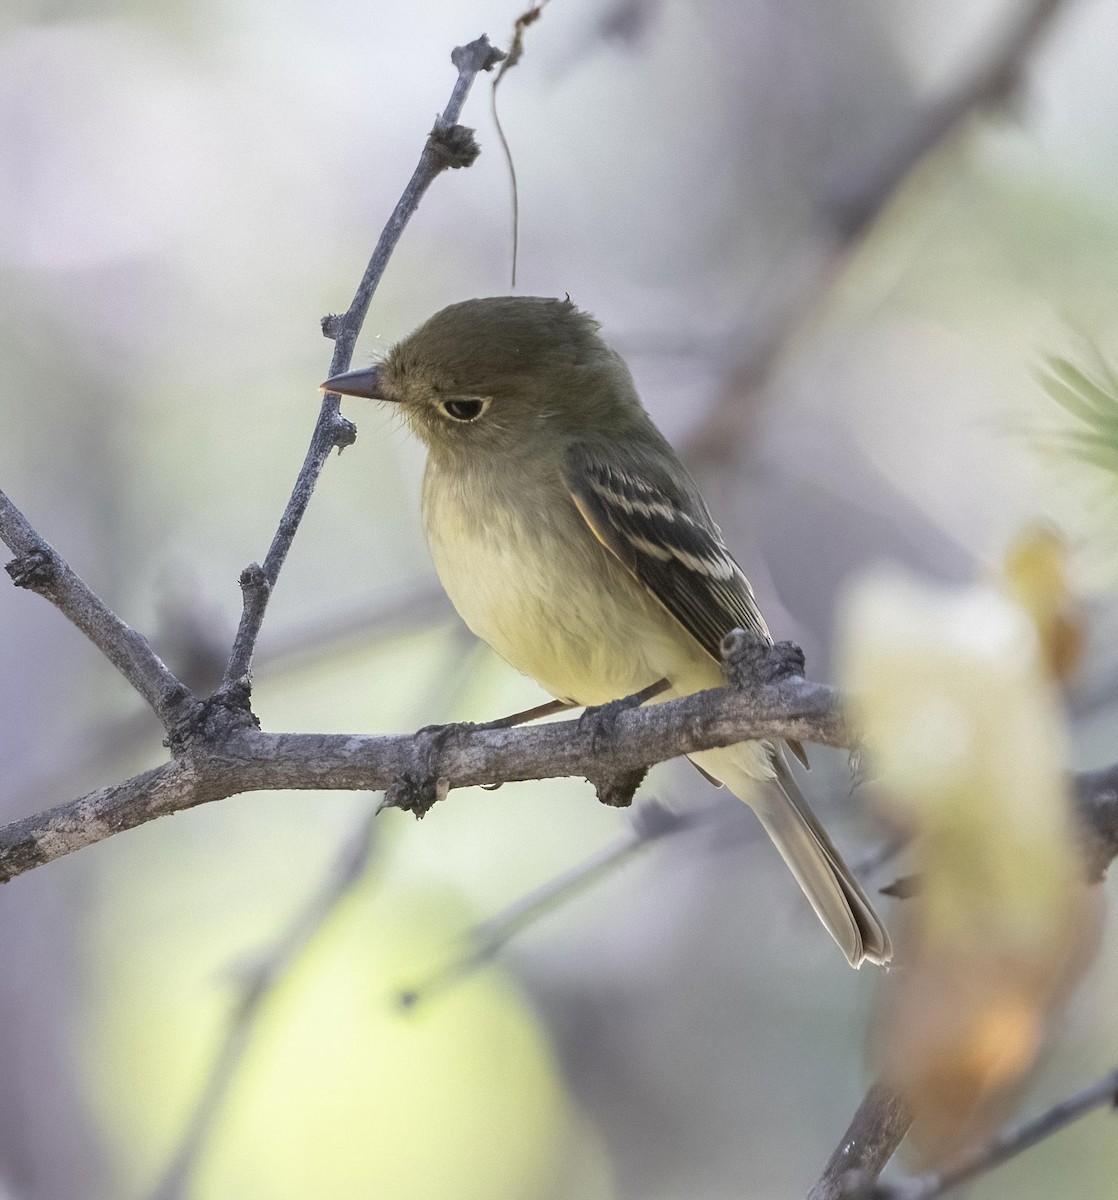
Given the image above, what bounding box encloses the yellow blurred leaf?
[839,569,1100,1163]
[84,868,586,1200]
[1003,525,1084,683]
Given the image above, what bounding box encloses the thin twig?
[854,1067,1118,1200]
[685,0,1074,464]
[491,2,552,287]
[0,489,198,735]
[146,807,380,1200]
[221,34,505,696]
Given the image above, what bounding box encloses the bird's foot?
[384,722,466,818]
[395,702,577,806]
[578,682,667,808]
[578,678,669,748]
[471,697,575,731]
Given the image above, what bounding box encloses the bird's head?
[322,296,645,464]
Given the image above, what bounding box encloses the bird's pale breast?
[421,458,716,705]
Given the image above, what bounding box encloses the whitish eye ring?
[439,396,491,422]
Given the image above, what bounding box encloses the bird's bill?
[320,365,389,400]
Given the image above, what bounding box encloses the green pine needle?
[1039,352,1118,480]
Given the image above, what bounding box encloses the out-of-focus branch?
[822,0,1069,240]
[145,630,485,1200]
[808,1081,915,1200]
[255,582,453,677]
[0,488,199,736]
[686,0,1074,464]
[397,818,902,1012]
[147,806,380,1200]
[847,1066,1118,1200]
[397,798,706,1009]
[1073,762,1118,881]
[220,34,504,697]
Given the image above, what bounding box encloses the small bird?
[324,296,891,967]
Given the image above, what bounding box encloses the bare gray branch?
[808,1082,915,1200]
[0,488,198,735]
[0,654,838,882]
[221,33,504,695]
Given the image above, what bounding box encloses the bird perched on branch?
[324,296,890,967]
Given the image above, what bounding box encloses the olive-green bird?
[324,296,891,967]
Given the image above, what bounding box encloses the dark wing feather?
[565,441,809,769]
[564,441,770,659]
[568,441,810,768]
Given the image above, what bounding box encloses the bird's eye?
[440,397,489,422]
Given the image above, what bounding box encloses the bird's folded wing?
[564,442,810,770]
[563,441,770,660]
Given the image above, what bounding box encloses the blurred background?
[2,0,1118,1197]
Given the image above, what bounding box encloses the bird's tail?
[691,744,892,968]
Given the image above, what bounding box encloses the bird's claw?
[386,723,465,817]
[578,690,655,808]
